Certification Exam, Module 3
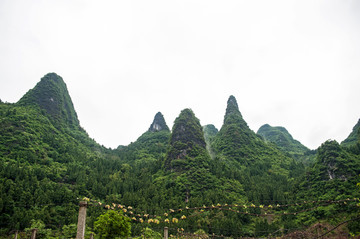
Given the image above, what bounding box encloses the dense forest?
[0,73,359,238]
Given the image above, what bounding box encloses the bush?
[94,210,131,239]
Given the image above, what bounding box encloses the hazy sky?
[1,0,360,149]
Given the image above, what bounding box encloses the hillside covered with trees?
[0,73,359,238]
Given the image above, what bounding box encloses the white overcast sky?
[1,0,360,150]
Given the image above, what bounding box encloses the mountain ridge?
[1,73,360,237]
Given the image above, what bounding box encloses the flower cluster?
[82,197,360,224]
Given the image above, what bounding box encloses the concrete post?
[30,229,38,239]
[14,231,18,239]
[76,201,88,239]
[164,227,168,239]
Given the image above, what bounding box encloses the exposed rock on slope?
[116,112,170,162]
[148,112,170,132]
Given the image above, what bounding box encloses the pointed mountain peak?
[17,73,79,128]
[225,95,241,118]
[224,95,242,123]
[170,109,206,148]
[222,95,246,127]
[148,112,169,132]
[165,108,209,171]
[212,96,292,167]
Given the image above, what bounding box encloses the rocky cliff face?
[148,112,169,132]
[116,111,170,162]
[316,140,359,181]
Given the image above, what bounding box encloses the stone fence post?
[164,227,168,239]
[30,229,37,239]
[76,201,88,239]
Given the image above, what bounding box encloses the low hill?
[257,124,309,155]
[257,124,315,164]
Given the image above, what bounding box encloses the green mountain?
[203,124,218,143]
[161,108,245,208]
[116,111,170,163]
[165,109,208,171]
[0,89,104,232]
[314,140,359,182]
[1,74,359,237]
[0,73,132,235]
[203,124,218,158]
[148,112,169,132]
[17,73,80,129]
[211,96,293,170]
[210,96,305,203]
[257,124,314,164]
[294,140,360,229]
[257,124,309,154]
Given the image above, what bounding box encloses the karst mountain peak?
[17,72,80,129]
[148,112,170,132]
[225,95,241,117]
[165,108,209,170]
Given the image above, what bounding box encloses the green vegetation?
[136,227,162,239]
[203,124,218,139]
[165,108,208,171]
[163,108,245,205]
[203,124,218,146]
[210,96,305,204]
[203,124,218,158]
[17,73,80,129]
[297,140,360,200]
[0,75,359,238]
[94,210,131,239]
[257,124,313,163]
[291,140,360,232]
[342,119,360,148]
